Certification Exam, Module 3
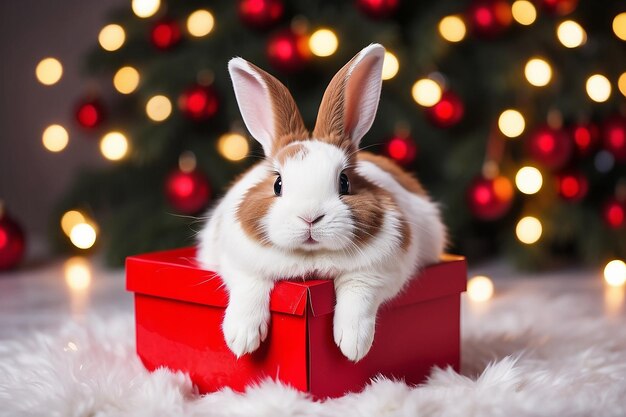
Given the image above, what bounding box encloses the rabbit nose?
[299,214,325,225]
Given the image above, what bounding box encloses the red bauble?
[526,126,573,170]
[602,117,626,162]
[178,85,220,121]
[425,91,464,128]
[603,198,626,229]
[467,0,512,38]
[385,135,417,165]
[467,176,514,221]
[165,169,211,214]
[0,208,26,271]
[238,0,284,29]
[556,171,588,202]
[266,30,310,72]
[570,122,600,156]
[355,0,400,19]
[75,98,105,129]
[151,19,182,50]
[540,0,578,15]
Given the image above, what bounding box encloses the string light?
[146,95,172,121]
[100,131,129,161]
[382,51,399,80]
[604,260,626,287]
[411,79,442,107]
[613,13,626,41]
[515,166,543,194]
[516,216,542,244]
[186,9,215,37]
[42,124,69,152]
[309,29,338,57]
[132,0,160,18]
[467,275,494,302]
[619,72,626,98]
[556,20,586,48]
[64,257,92,291]
[511,0,536,26]
[69,223,97,250]
[586,74,612,102]
[524,58,552,87]
[35,57,63,85]
[438,15,466,43]
[113,66,140,94]
[98,24,125,51]
[61,210,85,236]
[498,109,525,138]
[217,133,249,161]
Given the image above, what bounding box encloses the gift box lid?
[126,247,466,317]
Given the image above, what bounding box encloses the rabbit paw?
[222,306,269,358]
[333,308,376,362]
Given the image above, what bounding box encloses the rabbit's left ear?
[313,44,385,148]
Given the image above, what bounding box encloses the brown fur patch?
[357,152,427,196]
[399,217,411,251]
[275,143,308,165]
[236,164,276,245]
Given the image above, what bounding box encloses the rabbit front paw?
[222,306,270,358]
[333,308,376,362]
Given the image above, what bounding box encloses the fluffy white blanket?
[1,287,625,416]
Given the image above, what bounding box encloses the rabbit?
[197,44,446,362]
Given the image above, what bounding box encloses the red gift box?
[126,247,466,398]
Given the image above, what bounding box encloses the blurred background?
[1,0,625,278]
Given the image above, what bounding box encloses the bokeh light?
[42,124,69,152]
[516,216,542,244]
[498,109,525,138]
[557,20,586,48]
[61,210,86,236]
[467,275,494,302]
[187,9,215,37]
[604,260,626,287]
[217,133,249,161]
[411,79,442,107]
[511,0,536,25]
[98,24,125,51]
[113,66,140,94]
[382,51,399,80]
[524,58,552,87]
[35,57,63,86]
[515,166,543,194]
[586,74,612,102]
[309,29,339,57]
[438,15,466,42]
[69,223,97,250]
[618,72,626,98]
[100,131,129,161]
[64,257,92,291]
[613,13,626,41]
[146,95,172,121]
[132,0,160,18]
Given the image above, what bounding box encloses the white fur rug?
[1,287,626,416]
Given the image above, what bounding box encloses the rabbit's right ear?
[228,58,307,156]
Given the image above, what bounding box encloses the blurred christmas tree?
[54,0,626,269]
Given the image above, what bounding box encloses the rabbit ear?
[228,58,307,156]
[313,44,385,148]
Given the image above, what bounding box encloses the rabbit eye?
[339,173,350,195]
[274,175,282,196]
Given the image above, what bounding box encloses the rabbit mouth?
[304,236,318,245]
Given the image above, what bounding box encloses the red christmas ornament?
[570,122,600,156]
[540,0,578,15]
[75,98,105,129]
[355,0,400,19]
[527,126,573,170]
[385,135,417,165]
[266,30,310,72]
[603,198,626,229]
[556,171,588,202]
[467,0,512,38]
[165,169,211,214]
[0,206,26,271]
[602,117,626,162]
[151,19,182,50]
[238,0,284,29]
[425,91,464,128]
[179,85,220,121]
[467,176,514,221]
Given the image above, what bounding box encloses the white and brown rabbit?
[197,44,446,362]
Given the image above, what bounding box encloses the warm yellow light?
[35,57,63,86]
[132,0,160,18]
[467,275,494,302]
[411,79,442,107]
[382,51,399,81]
[516,216,542,244]
[42,124,69,152]
[100,131,129,161]
[586,74,612,103]
[524,58,552,87]
[113,66,140,94]
[438,15,466,43]
[187,9,215,37]
[146,95,172,122]
[619,73,626,98]
[69,223,97,250]
[309,29,338,57]
[218,133,249,162]
[98,24,125,52]
[64,257,92,291]
[511,0,536,26]
[613,13,626,41]
[515,166,543,195]
[61,210,86,236]
[498,109,525,138]
[604,260,626,287]
[557,20,586,48]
